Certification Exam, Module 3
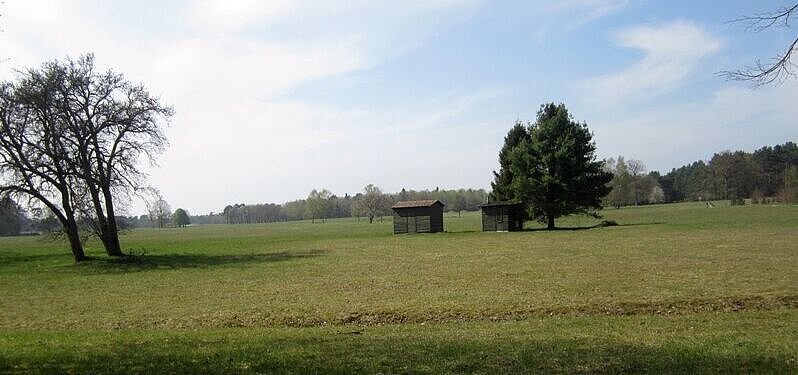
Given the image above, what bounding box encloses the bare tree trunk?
[86,183,123,256]
[101,186,123,256]
[65,219,87,262]
[547,216,555,230]
[59,193,86,262]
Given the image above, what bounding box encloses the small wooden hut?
[480,201,524,232]
[392,200,444,234]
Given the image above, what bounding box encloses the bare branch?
[728,3,798,31]
[717,36,798,86]
[719,3,798,86]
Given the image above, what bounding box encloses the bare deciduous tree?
[304,189,331,223]
[145,190,171,228]
[354,184,389,224]
[0,55,171,260]
[0,77,87,261]
[58,55,172,255]
[719,3,798,86]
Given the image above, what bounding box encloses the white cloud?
[0,0,485,213]
[543,0,629,27]
[581,21,722,106]
[528,0,628,39]
[146,99,371,211]
[141,36,364,104]
[146,88,507,213]
[188,0,296,32]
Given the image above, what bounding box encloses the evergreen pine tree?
[490,121,530,202]
[505,103,612,229]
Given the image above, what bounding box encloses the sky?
[2,0,797,215]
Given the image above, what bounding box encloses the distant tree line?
[222,202,284,224]
[214,186,488,225]
[657,142,798,203]
[605,142,798,206]
[7,142,796,235]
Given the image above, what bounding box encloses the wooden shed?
[392,200,444,234]
[480,201,524,232]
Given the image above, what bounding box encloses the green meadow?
[1,202,797,373]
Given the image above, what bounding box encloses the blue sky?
[2,0,797,214]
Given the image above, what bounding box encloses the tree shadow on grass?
[1,334,793,374]
[523,221,665,232]
[524,226,598,232]
[67,250,325,274]
[443,230,479,234]
[0,252,73,264]
[616,221,666,227]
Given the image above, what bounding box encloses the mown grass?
[0,201,796,373]
[2,311,796,374]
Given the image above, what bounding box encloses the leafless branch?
[719,3,798,86]
[728,3,798,31]
[717,36,798,86]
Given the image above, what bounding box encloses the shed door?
[496,207,506,231]
[417,215,430,232]
[410,215,418,233]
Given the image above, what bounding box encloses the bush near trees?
[172,208,190,228]
[604,157,665,208]
[491,103,612,229]
[0,196,24,236]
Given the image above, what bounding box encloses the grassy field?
[1,202,797,373]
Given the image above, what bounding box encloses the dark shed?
[480,202,524,232]
[392,200,444,234]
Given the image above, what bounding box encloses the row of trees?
[222,202,283,225]
[119,204,190,228]
[657,142,798,203]
[208,139,798,228]
[217,186,489,225]
[0,55,171,261]
[600,142,798,208]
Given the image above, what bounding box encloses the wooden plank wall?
[481,206,516,232]
[393,205,443,234]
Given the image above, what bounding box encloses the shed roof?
[392,199,444,209]
[479,201,523,208]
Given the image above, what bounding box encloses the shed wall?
[429,204,443,233]
[392,204,444,234]
[481,205,523,232]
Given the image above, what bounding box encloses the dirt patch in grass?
[100,294,798,329]
[314,294,798,327]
